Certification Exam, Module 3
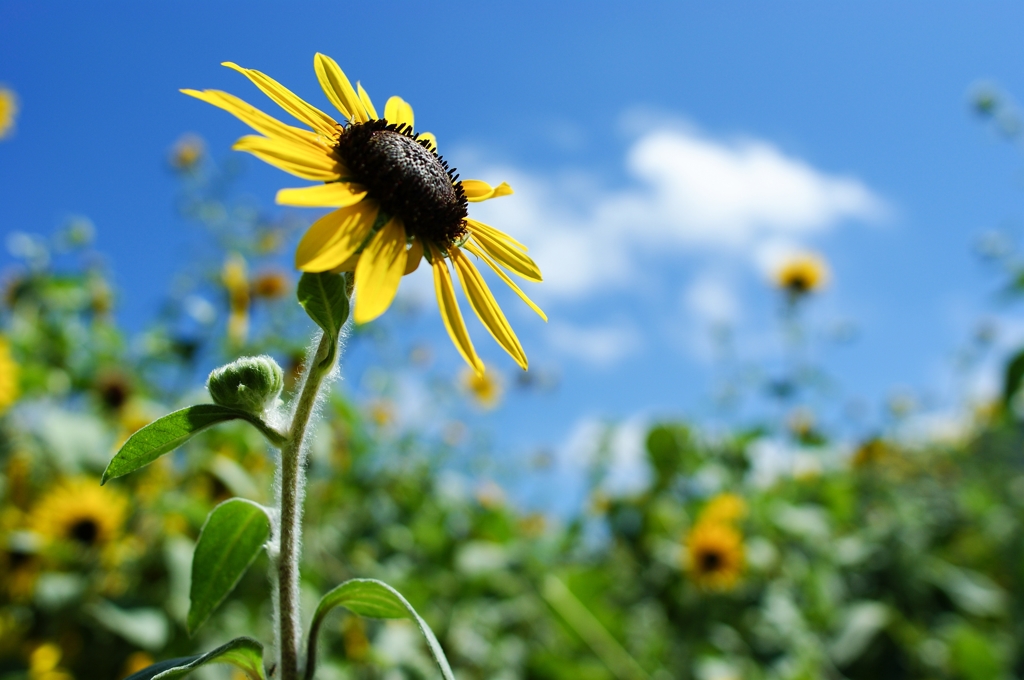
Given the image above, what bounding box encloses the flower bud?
[207,355,283,414]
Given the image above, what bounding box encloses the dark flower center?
[785,273,810,293]
[7,548,33,569]
[97,374,131,410]
[69,518,99,545]
[335,120,468,248]
[699,550,723,572]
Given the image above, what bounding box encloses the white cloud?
[466,122,885,300]
[625,130,884,246]
[684,274,741,325]
[546,320,642,366]
[559,416,651,497]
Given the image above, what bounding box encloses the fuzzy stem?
[277,331,333,680]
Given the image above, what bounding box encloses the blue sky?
[3,2,1024,501]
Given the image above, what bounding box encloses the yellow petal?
[429,245,484,374]
[357,82,379,120]
[450,246,527,369]
[222,62,337,137]
[353,218,407,324]
[404,237,423,275]
[313,53,367,123]
[461,180,514,203]
[466,218,528,251]
[180,89,324,149]
[467,230,542,282]
[276,182,367,207]
[463,241,547,322]
[384,96,415,130]
[328,252,360,273]
[295,201,379,272]
[418,132,437,152]
[232,135,341,181]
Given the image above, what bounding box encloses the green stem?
[541,575,649,680]
[277,331,334,680]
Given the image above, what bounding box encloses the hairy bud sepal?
[207,356,284,415]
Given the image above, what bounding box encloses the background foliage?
[2,113,1024,680]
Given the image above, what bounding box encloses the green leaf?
[187,499,271,635]
[305,578,454,680]
[1003,348,1024,407]
[122,636,267,680]
[102,405,275,484]
[297,271,350,349]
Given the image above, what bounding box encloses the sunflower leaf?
[102,405,277,484]
[305,578,455,680]
[297,271,350,345]
[122,636,267,680]
[187,499,272,636]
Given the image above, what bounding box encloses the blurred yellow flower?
[122,651,154,677]
[0,86,18,140]
[251,268,290,300]
[169,133,205,170]
[28,643,72,680]
[774,251,829,297]
[222,252,250,346]
[31,478,128,552]
[461,365,503,410]
[94,370,132,412]
[341,615,369,662]
[0,539,40,602]
[368,399,393,428]
[519,513,547,537]
[184,53,547,373]
[699,493,747,525]
[685,522,744,591]
[0,336,19,413]
[256,228,285,254]
[5,453,31,509]
[476,480,506,510]
[787,407,815,438]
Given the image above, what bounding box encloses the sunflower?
[699,493,747,525]
[0,336,19,414]
[0,86,18,140]
[685,522,744,591]
[252,268,290,300]
[461,365,502,410]
[774,251,829,298]
[183,54,546,373]
[169,133,205,171]
[31,478,128,552]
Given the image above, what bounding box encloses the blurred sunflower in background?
[251,268,290,301]
[685,521,745,591]
[31,479,128,555]
[222,252,250,346]
[27,643,73,680]
[699,493,747,525]
[0,534,40,602]
[774,251,829,299]
[0,337,19,413]
[168,133,205,171]
[461,365,503,410]
[0,86,18,140]
[184,53,547,373]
